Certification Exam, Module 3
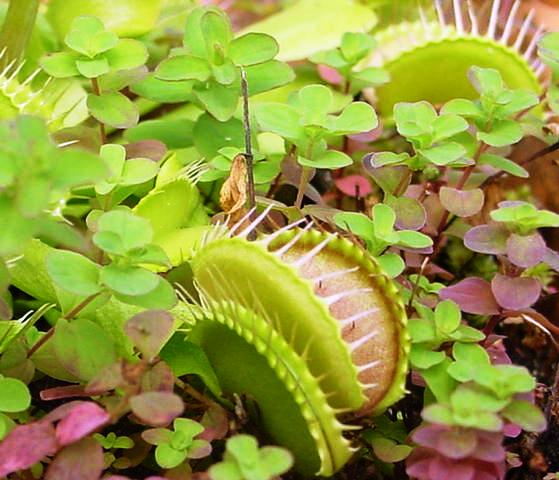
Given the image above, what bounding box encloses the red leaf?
[141,361,175,393]
[0,422,58,477]
[334,175,372,197]
[317,65,342,85]
[55,401,110,446]
[130,392,184,426]
[440,278,500,315]
[45,438,104,480]
[491,274,541,311]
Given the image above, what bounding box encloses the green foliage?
[151,7,292,121]
[40,16,147,79]
[143,418,211,469]
[255,84,377,169]
[0,376,31,413]
[0,116,106,257]
[334,204,432,277]
[490,201,559,235]
[208,434,293,480]
[310,32,389,94]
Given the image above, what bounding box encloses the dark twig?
[240,67,255,212]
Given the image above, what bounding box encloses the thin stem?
[90,78,107,145]
[27,291,102,358]
[240,68,255,212]
[295,167,312,209]
[0,0,39,68]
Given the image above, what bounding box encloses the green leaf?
[410,346,446,369]
[422,404,454,426]
[340,32,375,63]
[211,59,237,85]
[502,400,546,432]
[160,335,222,397]
[100,264,160,296]
[299,150,352,169]
[478,153,529,178]
[327,102,378,135]
[376,252,405,279]
[432,114,469,142]
[434,300,461,335]
[420,142,466,166]
[229,33,279,66]
[87,92,139,129]
[439,187,484,218]
[156,55,211,82]
[114,277,177,310]
[372,203,396,239]
[351,67,389,86]
[194,81,239,122]
[75,57,110,78]
[297,84,332,125]
[0,377,31,412]
[368,435,412,463]
[65,17,117,57]
[96,210,153,252]
[105,39,148,72]
[121,159,159,186]
[421,358,457,403]
[253,103,302,140]
[131,75,194,103]
[244,60,295,96]
[40,52,79,78]
[394,101,437,133]
[51,150,107,189]
[46,250,102,296]
[54,317,117,381]
[468,66,505,96]
[156,443,188,469]
[395,230,433,249]
[334,212,373,241]
[441,98,484,119]
[477,119,523,147]
[201,10,233,57]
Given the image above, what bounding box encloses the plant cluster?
[0,1,559,480]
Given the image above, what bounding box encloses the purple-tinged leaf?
[125,310,174,360]
[388,196,427,231]
[506,232,546,268]
[440,278,500,315]
[40,385,89,401]
[86,362,124,394]
[0,421,58,477]
[491,274,541,311]
[45,438,103,480]
[141,361,175,392]
[130,392,184,426]
[141,428,173,445]
[544,248,559,272]
[55,402,109,446]
[364,165,410,195]
[200,404,229,442]
[348,125,383,143]
[334,175,372,197]
[464,224,509,254]
[472,431,507,462]
[317,65,342,85]
[412,424,476,460]
[124,140,167,162]
[439,187,484,218]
